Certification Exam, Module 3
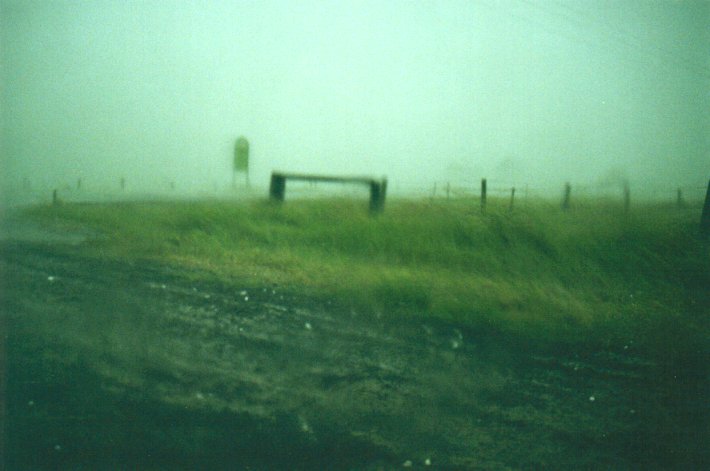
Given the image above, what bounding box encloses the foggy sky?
[1,0,708,201]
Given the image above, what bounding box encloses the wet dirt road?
[1,240,706,470]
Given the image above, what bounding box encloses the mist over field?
[1,0,708,204]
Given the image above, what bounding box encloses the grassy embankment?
[26,196,709,361]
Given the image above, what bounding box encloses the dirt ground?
[1,233,707,469]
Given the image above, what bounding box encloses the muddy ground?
[1,234,707,469]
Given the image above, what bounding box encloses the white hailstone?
[244,296,249,301]
[28,400,35,407]
[47,276,56,282]
[589,395,596,402]
[305,322,312,330]
[54,445,61,451]
[161,284,166,289]
[425,458,432,466]
[298,416,311,433]
[240,290,248,296]
[451,340,460,349]
[195,392,204,400]
[403,460,412,468]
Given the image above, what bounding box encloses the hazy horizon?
[2,0,709,204]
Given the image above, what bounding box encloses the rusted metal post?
[481,178,487,214]
[562,182,571,211]
[701,179,710,237]
[269,173,286,202]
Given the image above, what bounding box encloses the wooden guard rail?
[269,172,388,213]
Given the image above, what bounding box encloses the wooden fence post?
[481,178,487,214]
[701,179,710,237]
[562,182,571,211]
[269,173,286,202]
[369,179,387,214]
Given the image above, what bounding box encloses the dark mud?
[1,241,707,470]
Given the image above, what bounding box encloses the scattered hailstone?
[403,460,413,468]
[54,445,61,451]
[195,392,204,400]
[28,400,35,407]
[298,416,311,433]
[244,296,249,302]
[47,276,56,282]
[161,284,167,289]
[424,458,432,466]
[451,340,460,349]
[305,322,312,330]
[589,395,596,402]
[240,290,248,296]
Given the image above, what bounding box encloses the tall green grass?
[27,197,709,360]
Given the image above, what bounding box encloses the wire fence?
[390,178,709,206]
[3,175,709,212]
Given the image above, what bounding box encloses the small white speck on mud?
[28,400,34,407]
[244,296,249,301]
[630,409,636,414]
[451,340,461,349]
[54,445,61,451]
[195,392,205,400]
[47,276,56,282]
[425,458,432,466]
[403,460,413,467]
[305,322,312,330]
[240,290,247,296]
[161,284,166,289]
[589,396,596,402]
[298,416,311,433]
[204,294,210,299]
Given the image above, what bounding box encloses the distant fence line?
[8,175,709,212]
[393,179,709,203]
